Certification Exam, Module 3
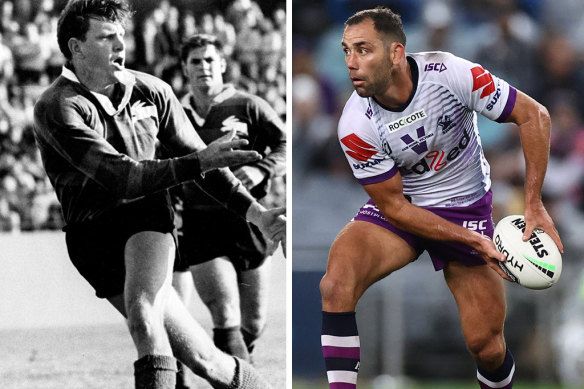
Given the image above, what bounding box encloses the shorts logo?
[386,109,426,132]
[400,126,433,155]
[341,133,377,162]
[471,65,495,99]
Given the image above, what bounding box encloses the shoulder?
[338,92,375,139]
[130,69,174,96]
[412,51,478,85]
[34,77,88,120]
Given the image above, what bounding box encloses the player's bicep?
[501,89,547,127]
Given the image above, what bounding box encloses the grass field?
[0,242,286,389]
[292,378,582,389]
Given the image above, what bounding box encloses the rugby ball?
[493,215,562,290]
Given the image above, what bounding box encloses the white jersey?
[338,51,517,207]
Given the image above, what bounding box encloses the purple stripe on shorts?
[496,86,517,123]
[322,346,360,359]
[330,383,356,389]
[357,166,399,186]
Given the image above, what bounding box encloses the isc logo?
[424,62,447,72]
[463,220,488,231]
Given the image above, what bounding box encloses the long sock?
[214,326,250,361]
[477,348,515,389]
[227,356,272,389]
[321,311,360,389]
[134,354,177,389]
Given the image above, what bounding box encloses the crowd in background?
[293,0,584,252]
[292,0,584,384]
[0,0,286,232]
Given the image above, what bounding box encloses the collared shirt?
[180,84,286,208]
[34,66,206,224]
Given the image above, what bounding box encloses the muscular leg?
[319,221,417,389]
[444,262,515,388]
[123,231,177,388]
[239,257,272,356]
[191,257,250,360]
[110,285,271,388]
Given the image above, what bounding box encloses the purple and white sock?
[321,311,360,389]
[477,348,515,389]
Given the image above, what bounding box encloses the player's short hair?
[180,34,224,63]
[345,6,406,46]
[57,0,133,60]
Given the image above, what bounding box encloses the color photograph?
[292,1,584,388]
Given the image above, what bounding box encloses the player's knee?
[319,272,358,309]
[467,334,506,370]
[208,300,240,327]
[125,298,163,340]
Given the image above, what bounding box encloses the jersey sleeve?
[442,53,517,123]
[338,95,398,185]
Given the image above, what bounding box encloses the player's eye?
[359,48,367,54]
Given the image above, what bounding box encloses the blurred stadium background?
[0,0,286,387]
[292,0,584,388]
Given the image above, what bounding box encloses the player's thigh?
[323,220,417,298]
[443,262,506,344]
[124,231,176,304]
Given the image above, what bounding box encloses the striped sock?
[321,311,360,389]
[477,348,515,389]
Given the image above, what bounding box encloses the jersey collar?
[372,55,419,113]
[61,65,136,116]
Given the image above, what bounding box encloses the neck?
[375,58,413,109]
[71,61,118,99]
[189,84,223,116]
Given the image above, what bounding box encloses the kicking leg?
[239,257,272,358]
[191,257,250,360]
[319,221,417,389]
[123,231,177,389]
[444,262,515,388]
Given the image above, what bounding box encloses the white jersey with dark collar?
[338,51,517,207]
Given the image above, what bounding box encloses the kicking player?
[319,7,563,389]
[172,34,286,364]
[33,1,283,388]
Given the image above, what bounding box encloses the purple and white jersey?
[338,51,517,207]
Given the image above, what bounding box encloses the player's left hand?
[234,165,266,189]
[257,206,287,257]
[523,201,564,254]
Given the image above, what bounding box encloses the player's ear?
[220,57,227,74]
[68,38,84,59]
[390,42,405,65]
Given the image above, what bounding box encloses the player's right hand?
[198,130,262,172]
[476,233,514,282]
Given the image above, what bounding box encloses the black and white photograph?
[0,0,286,388]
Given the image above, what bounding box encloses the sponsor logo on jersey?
[341,133,377,162]
[471,65,496,99]
[400,126,433,154]
[424,62,447,72]
[386,109,427,132]
[365,102,373,119]
[410,128,470,174]
[486,82,501,111]
[437,114,455,134]
[131,101,158,123]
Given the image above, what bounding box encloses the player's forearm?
[518,102,551,208]
[256,140,286,177]
[379,200,483,248]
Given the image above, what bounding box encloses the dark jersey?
[180,85,286,209]
[34,67,253,225]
